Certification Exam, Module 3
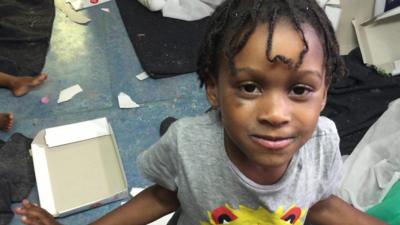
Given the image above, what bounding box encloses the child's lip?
[251,135,294,150]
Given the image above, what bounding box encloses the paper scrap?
[66,0,112,11]
[54,0,91,24]
[130,187,143,197]
[41,96,50,104]
[149,213,173,225]
[136,72,149,81]
[101,7,110,12]
[118,92,140,109]
[57,84,83,104]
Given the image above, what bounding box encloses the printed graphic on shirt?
[200,204,307,225]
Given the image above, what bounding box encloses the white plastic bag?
[337,98,400,211]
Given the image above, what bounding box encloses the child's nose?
[257,93,291,127]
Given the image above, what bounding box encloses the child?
[0,71,48,97]
[15,0,387,224]
[0,112,13,131]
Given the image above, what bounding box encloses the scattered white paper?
[57,84,83,104]
[54,0,91,24]
[101,7,110,12]
[66,0,112,11]
[129,187,173,225]
[136,72,149,81]
[118,92,140,109]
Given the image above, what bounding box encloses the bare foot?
[0,112,13,132]
[15,199,61,225]
[11,73,48,97]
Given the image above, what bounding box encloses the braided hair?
[197,0,346,87]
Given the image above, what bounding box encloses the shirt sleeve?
[319,129,344,200]
[136,122,180,191]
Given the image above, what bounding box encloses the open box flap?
[31,118,128,217]
[45,118,109,147]
[31,130,59,216]
[374,5,400,22]
[353,12,400,75]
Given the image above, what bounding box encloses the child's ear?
[205,76,219,108]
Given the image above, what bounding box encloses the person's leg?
[0,112,13,132]
[0,71,48,97]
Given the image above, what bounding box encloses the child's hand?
[14,199,61,225]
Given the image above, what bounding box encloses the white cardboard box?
[335,0,375,54]
[353,6,400,75]
[31,118,128,217]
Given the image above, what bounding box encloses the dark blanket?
[322,48,400,155]
[115,0,209,78]
[0,133,34,225]
[0,0,55,77]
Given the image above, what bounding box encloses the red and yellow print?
[200,204,307,225]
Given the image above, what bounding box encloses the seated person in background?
[0,112,13,132]
[0,71,47,97]
[15,0,387,224]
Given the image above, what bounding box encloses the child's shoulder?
[172,110,221,131]
[165,110,222,143]
[313,116,339,138]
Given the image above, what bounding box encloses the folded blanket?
[0,133,34,225]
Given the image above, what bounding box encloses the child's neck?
[224,138,289,185]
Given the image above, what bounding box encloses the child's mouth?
[251,135,294,150]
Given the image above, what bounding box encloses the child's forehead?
[234,20,324,68]
[214,20,326,83]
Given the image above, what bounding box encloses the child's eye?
[289,85,313,97]
[238,83,262,95]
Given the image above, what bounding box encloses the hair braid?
[197,0,346,87]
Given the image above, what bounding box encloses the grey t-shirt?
[137,110,342,225]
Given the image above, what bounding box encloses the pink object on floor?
[41,96,50,104]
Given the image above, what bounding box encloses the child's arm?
[91,184,179,225]
[15,184,179,225]
[307,195,387,225]
[15,199,62,225]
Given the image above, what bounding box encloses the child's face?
[206,20,327,183]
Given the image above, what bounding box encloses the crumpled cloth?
[0,133,34,225]
[162,0,224,21]
[154,0,337,21]
[336,98,400,211]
